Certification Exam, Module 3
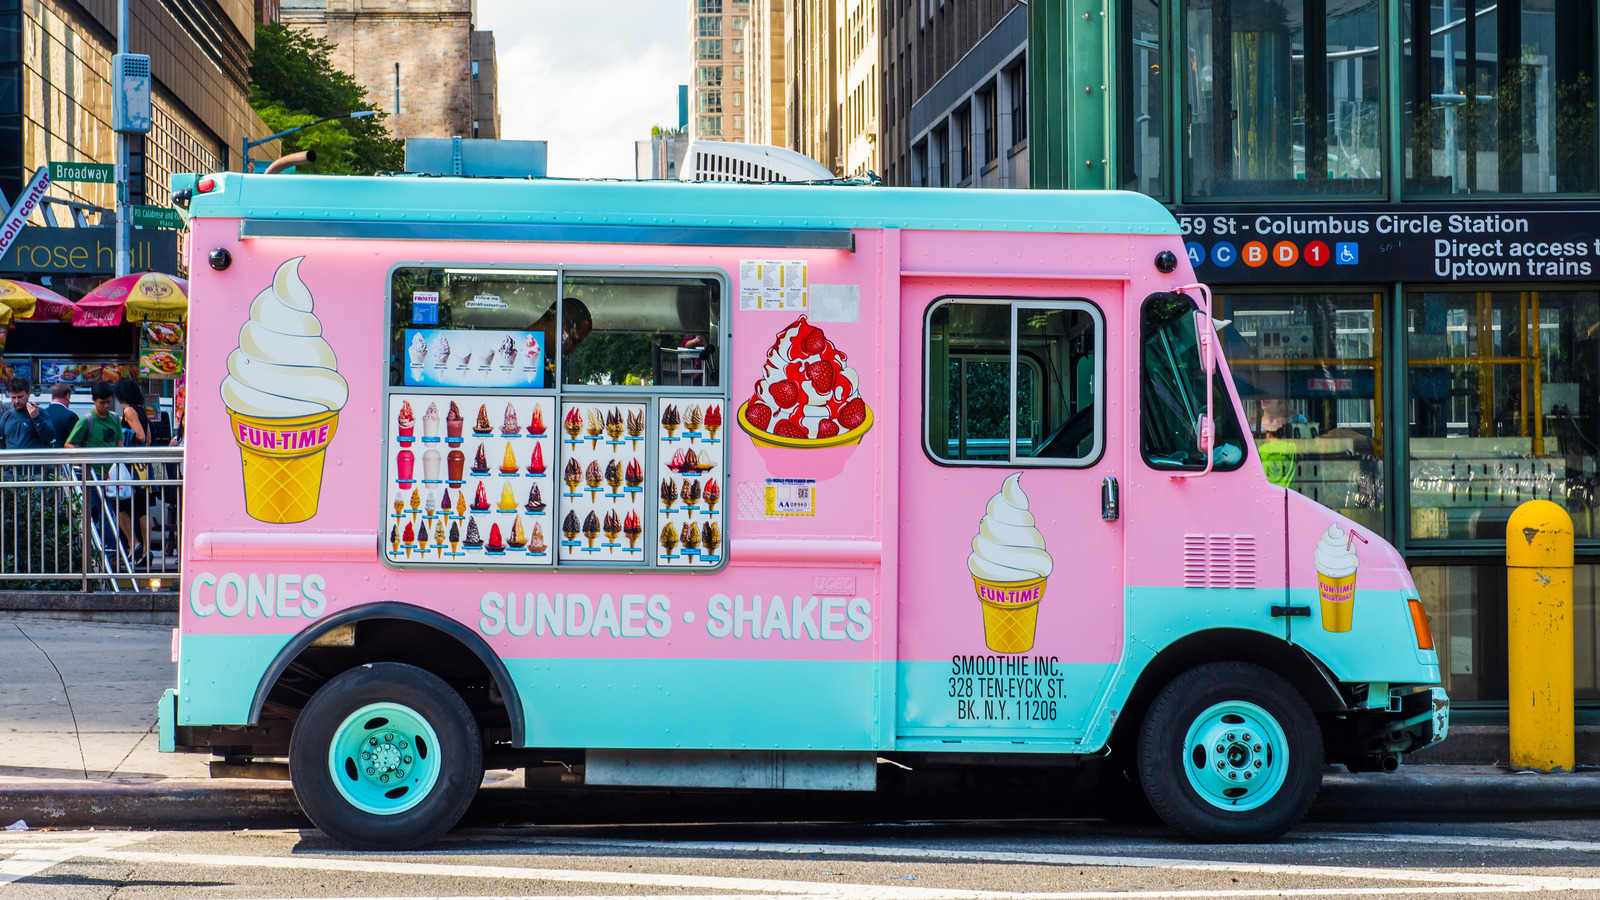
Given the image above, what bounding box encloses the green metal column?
[1029,0,1115,189]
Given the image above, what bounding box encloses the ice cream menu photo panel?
[655,396,724,568]
[384,394,557,567]
[557,400,649,563]
[404,328,544,389]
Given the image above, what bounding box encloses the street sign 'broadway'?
[48,161,115,184]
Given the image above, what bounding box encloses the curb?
[0,781,305,830]
[0,591,179,612]
[1315,767,1600,818]
[5,768,1600,831]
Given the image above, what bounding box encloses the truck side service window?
[384,265,729,572]
[925,298,1103,466]
[561,275,721,388]
[1140,292,1246,471]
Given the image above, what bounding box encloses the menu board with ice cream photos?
[403,329,544,389]
[384,394,556,567]
[656,396,725,568]
[556,400,649,563]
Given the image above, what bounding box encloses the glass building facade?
[1035,0,1600,718]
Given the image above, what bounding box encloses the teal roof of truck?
[178,173,1180,235]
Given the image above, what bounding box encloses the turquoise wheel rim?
[1181,700,1290,812]
[328,702,442,816]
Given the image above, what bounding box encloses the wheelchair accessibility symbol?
[1336,242,1359,265]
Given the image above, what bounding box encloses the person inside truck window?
[533,297,593,356]
[530,297,593,382]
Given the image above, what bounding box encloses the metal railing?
[0,446,183,592]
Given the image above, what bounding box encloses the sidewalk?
[3,614,1600,831]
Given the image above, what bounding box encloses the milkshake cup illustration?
[967,473,1053,653]
[1314,524,1363,633]
[221,257,349,524]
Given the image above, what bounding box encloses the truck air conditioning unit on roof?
[680,140,836,183]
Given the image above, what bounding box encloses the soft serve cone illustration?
[968,473,1053,653]
[221,257,349,524]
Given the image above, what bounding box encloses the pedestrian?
[113,378,153,565]
[65,381,122,548]
[1,375,57,450]
[64,382,120,449]
[43,383,79,449]
[114,377,150,447]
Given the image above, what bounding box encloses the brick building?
[282,0,490,141]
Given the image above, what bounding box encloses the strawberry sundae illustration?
[739,316,871,446]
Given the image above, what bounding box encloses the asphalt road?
[7,817,1600,899]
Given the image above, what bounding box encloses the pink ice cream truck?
[161,172,1446,849]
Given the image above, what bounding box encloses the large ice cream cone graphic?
[967,473,1053,654]
[1314,524,1361,633]
[221,257,349,524]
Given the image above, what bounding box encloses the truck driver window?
[1141,291,1246,471]
[560,275,721,388]
[926,298,1102,465]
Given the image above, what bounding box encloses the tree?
[247,23,405,175]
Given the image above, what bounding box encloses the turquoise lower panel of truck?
[176,633,297,726]
[177,634,883,749]
[503,657,881,750]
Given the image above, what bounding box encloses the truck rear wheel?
[1136,662,1321,842]
[290,662,483,850]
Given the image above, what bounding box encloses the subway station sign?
[1174,205,1600,284]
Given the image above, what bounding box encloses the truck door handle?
[1271,605,1311,618]
[1101,476,1119,521]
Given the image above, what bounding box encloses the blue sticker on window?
[412,291,440,325]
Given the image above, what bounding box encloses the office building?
[880,0,1026,188]
[746,0,785,147]
[1030,0,1600,713]
[690,0,749,143]
[4,0,277,212]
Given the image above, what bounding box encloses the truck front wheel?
[290,662,483,850]
[1136,662,1322,842]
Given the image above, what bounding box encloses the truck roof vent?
[1183,533,1258,589]
[680,140,837,183]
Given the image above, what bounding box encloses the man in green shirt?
[65,382,120,448]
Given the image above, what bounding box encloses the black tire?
[290,662,483,850]
[1136,662,1322,842]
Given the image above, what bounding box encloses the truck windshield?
[1141,292,1245,471]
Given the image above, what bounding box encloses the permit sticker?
[739,259,808,310]
[764,478,815,516]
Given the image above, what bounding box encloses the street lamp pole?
[240,110,378,173]
[114,0,129,277]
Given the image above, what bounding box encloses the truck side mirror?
[1198,313,1217,375]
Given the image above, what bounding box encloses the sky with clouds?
[477,0,689,179]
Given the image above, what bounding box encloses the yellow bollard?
[1506,499,1575,772]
